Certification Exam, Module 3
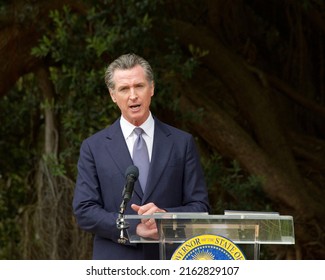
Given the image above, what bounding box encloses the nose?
[129,87,138,100]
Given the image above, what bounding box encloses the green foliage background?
[0,0,266,259]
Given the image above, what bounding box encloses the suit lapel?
[104,119,144,200]
[142,120,173,202]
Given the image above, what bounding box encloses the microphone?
[122,165,139,203]
[117,165,139,244]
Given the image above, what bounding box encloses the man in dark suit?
[72,53,210,259]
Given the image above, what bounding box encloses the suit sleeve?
[72,140,134,244]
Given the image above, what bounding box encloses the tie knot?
[134,127,144,136]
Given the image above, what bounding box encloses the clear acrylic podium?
[125,211,295,260]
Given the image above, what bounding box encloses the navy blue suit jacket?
[73,117,210,259]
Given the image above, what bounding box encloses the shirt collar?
[120,112,154,139]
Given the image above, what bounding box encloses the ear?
[150,82,155,96]
[109,90,116,103]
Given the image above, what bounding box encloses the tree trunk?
[0,0,87,97]
[172,20,325,259]
[36,66,58,156]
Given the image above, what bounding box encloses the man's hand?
[131,203,166,240]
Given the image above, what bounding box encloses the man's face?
[110,65,154,126]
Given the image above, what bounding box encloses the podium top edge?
[124,212,294,220]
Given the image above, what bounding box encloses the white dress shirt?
[120,112,154,161]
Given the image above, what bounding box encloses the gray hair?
[104,53,154,91]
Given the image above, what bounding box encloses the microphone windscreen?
[125,165,139,180]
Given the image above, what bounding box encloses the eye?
[118,86,128,93]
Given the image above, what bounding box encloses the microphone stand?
[116,198,130,244]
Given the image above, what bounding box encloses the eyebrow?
[117,82,145,90]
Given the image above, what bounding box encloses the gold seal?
[171,234,246,260]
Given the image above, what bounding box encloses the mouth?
[129,104,141,111]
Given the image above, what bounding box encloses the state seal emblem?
[171,234,246,260]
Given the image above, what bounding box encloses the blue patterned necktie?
[132,127,150,192]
